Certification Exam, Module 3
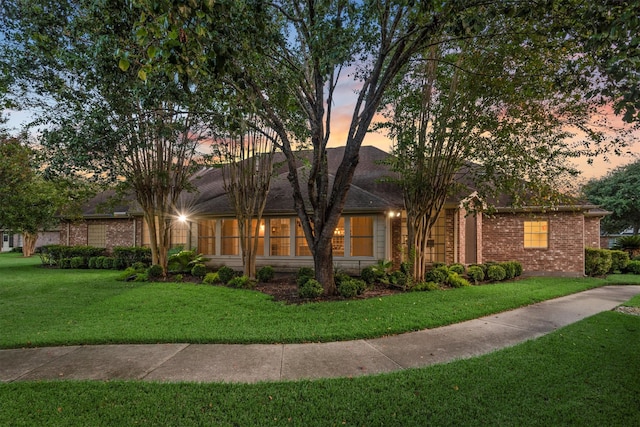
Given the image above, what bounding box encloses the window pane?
[270,218,290,256]
[250,219,265,256]
[221,219,239,255]
[332,218,345,257]
[197,219,216,255]
[351,216,373,257]
[87,224,106,247]
[524,221,548,248]
[296,220,312,256]
[426,214,446,263]
[171,221,188,248]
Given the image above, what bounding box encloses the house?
[1,229,60,252]
[59,146,606,276]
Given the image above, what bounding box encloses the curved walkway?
[2,286,640,384]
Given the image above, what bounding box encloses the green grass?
[1,311,639,426]
[3,252,640,348]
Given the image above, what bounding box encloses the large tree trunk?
[313,240,336,295]
[22,232,37,257]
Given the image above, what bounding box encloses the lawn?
[1,310,639,426]
[2,253,640,425]
[2,252,640,348]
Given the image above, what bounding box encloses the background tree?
[212,117,278,279]
[583,160,640,235]
[1,0,215,273]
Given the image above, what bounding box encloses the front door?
[2,232,10,252]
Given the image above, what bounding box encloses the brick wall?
[445,209,455,265]
[584,216,602,248]
[60,217,143,253]
[481,211,587,276]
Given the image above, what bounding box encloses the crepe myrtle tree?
[1,0,217,274]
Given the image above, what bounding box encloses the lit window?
[197,219,216,255]
[296,220,312,256]
[269,218,290,256]
[350,216,373,256]
[221,219,239,255]
[524,221,548,248]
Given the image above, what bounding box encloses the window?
[170,221,189,248]
[269,218,290,256]
[332,218,345,256]
[87,224,106,248]
[250,219,265,256]
[296,220,312,256]
[351,216,374,256]
[424,213,446,263]
[198,219,216,255]
[524,221,548,248]
[221,219,239,255]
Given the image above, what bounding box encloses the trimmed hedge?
[39,245,106,267]
[585,248,612,277]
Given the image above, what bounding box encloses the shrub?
[88,257,99,269]
[360,266,378,284]
[257,266,275,283]
[168,250,208,273]
[70,256,86,269]
[425,266,449,284]
[190,263,208,278]
[338,280,360,298]
[298,279,323,299]
[389,270,410,289]
[501,262,516,280]
[112,246,152,269]
[449,263,465,274]
[487,265,507,282]
[203,272,220,284]
[447,272,471,288]
[59,258,72,269]
[625,260,640,275]
[296,267,315,286]
[132,261,147,271]
[613,235,640,252]
[400,261,412,275]
[217,266,236,284]
[511,261,523,277]
[609,250,630,273]
[466,265,485,284]
[411,281,439,292]
[147,264,164,279]
[116,265,147,281]
[134,272,149,282]
[112,258,127,270]
[228,275,255,289]
[585,248,612,277]
[334,272,352,288]
[173,274,183,282]
[103,257,116,269]
[39,244,105,267]
[95,256,107,269]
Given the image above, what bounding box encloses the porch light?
[178,214,188,223]
[388,211,401,218]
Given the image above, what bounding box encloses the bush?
[411,281,439,292]
[487,265,507,282]
[134,272,149,282]
[296,267,315,286]
[609,250,630,273]
[447,272,471,288]
[389,270,410,289]
[298,279,323,299]
[88,257,99,269]
[173,274,183,282]
[190,263,208,278]
[613,235,640,252]
[338,280,360,298]
[425,266,449,284]
[59,258,72,269]
[116,265,147,281]
[147,264,164,279]
[112,246,152,269]
[625,260,640,275]
[257,266,275,283]
[360,266,378,284]
[466,265,485,284]
[132,261,147,271]
[585,248,612,277]
[70,256,86,269]
[203,272,220,284]
[168,250,208,273]
[39,244,106,267]
[217,266,236,284]
[228,275,255,289]
[501,262,516,280]
[95,256,107,269]
[102,257,115,269]
[449,263,465,274]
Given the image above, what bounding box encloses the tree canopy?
[583,160,640,235]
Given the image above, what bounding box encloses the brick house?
[62,146,607,276]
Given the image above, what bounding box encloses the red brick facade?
[60,218,143,253]
[481,211,600,277]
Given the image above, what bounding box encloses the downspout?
[66,222,70,246]
[133,216,137,246]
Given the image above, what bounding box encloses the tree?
[378,7,615,282]
[212,117,278,279]
[1,0,214,273]
[583,160,640,235]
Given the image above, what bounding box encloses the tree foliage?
[583,160,640,235]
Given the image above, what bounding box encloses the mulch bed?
[253,275,403,304]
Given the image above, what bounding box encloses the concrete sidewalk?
[2,285,639,384]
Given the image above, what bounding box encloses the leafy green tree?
[583,161,640,235]
[1,0,215,273]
